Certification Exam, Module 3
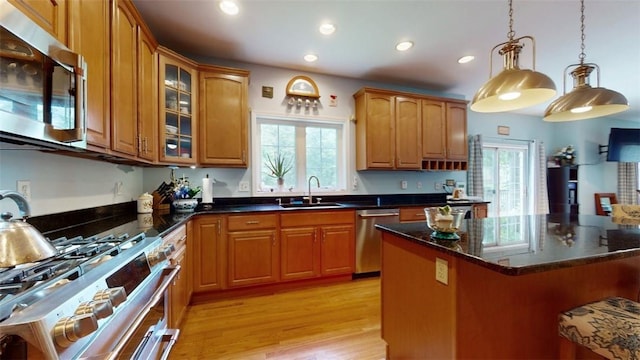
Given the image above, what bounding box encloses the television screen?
[606,128,640,162]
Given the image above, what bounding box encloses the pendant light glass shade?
[543,0,628,122]
[471,0,556,113]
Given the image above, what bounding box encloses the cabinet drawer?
[228,213,277,231]
[280,210,355,227]
[399,207,427,222]
[164,224,187,248]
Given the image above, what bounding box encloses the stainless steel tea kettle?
[0,190,57,267]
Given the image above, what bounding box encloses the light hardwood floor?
[170,278,385,360]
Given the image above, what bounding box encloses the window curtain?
[617,163,638,204]
[529,140,549,214]
[467,134,483,197]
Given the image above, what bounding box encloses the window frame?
[251,112,349,197]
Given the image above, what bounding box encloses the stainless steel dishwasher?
[355,208,400,275]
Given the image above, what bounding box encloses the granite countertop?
[376,214,640,276]
[31,194,490,249]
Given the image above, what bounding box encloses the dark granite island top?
[377,214,640,359]
[376,214,640,276]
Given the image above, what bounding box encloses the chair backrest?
[594,193,618,216]
[611,204,640,218]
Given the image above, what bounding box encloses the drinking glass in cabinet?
[166,89,178,110]
[179,93,191,114]
[179,117,191,136]
[165,65,178,87]
[179,68,191,92]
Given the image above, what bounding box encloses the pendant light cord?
[578,0,586,64]
[507,0,515,41]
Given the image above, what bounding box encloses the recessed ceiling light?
[219,0,239,15]
[304,54,318,62]
[319,23,336,35]
[395,41,413,52]
[458,55,475,64]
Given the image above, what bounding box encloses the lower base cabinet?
[227,213,279,288]
[280,211,355,281]
[192,216,224,293]
[227,229,279,287]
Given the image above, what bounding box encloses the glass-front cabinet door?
[158,47,197,164]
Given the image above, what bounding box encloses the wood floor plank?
[170,278,385,360]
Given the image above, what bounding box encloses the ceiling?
[132,0,640,122]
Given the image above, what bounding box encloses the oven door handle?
[158,328,180,360]
[106,264,181,360]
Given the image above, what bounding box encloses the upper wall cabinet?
[353,88,423,171]
[198,65,250,167]
[9,0,67,43]
[111,0,158,163]
[354,89,395,170]
[421,99,468,170]
[68,0,111,149]
[157,47,198,165]
[354,87,468,171]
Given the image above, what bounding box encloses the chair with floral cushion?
[558,297,640,359]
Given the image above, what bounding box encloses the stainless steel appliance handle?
[106,265,181,360]
[358,213,399,218]
[158,329,180,360]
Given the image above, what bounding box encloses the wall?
[0,150,142,216]
[1,59,635,216]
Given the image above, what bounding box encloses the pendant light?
[471,0,556,113]
[544,0,628,121]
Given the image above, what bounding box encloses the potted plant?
[265,153,293,190]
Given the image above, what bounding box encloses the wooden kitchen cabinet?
[399,207,427,223]
[68,0,111,149]
[352,92,423,169]
[280,227,319,281]
[227,214,279,288]
[354,89,395,170]
[355,87,468,171]
[421,99,468,170]
[136,25,158,162]
[158,47,198,165]
[280,210,355,280]
[110,0,137,156]
[110,0,158,162]
[9,0,67,43]
[472,203,488,219]
[198,65,250,167]
[394,96,422,169]
[192,216,224,293]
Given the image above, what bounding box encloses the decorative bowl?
[172,198,198,213]
[424,207,466,240]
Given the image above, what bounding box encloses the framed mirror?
[594,193,617,216]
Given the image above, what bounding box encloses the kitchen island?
[377,214,640,359]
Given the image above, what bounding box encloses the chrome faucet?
[307,176,320,204]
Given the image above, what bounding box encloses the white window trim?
[251,111,349,197]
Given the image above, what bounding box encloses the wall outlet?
[17,180,31,201]
[435,257,448,285]
[434,182,443,190]
[115,181,123,196]
[239,181,250,192]
[417,181,422,189]
[401,180,408,190]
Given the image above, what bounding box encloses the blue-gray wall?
[0,61,636,216]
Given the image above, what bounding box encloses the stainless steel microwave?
[0,0,87,149]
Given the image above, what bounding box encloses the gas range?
[0,221,177,359]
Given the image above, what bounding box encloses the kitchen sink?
[279,202,344,209]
